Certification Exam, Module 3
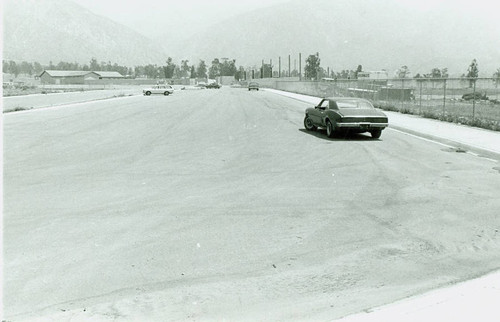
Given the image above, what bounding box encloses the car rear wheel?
[304,115,317,131]
[326,120,335,138]
[145,91,151,96]
[370,129,382,139]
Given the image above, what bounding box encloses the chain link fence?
[269,77,500,130]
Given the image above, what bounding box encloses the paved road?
[3,88,500,321]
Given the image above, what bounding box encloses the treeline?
[3,57,246,80]
[3,58,134,78]
[139,57,246,80]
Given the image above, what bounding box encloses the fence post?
[299,53,302,81]
[419,80,422,114]
[386,81,389,102]
[442,78,447,117]
[401,78,405,110]
[472,79,476,120]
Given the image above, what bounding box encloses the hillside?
[159,0,500,76]
[2,0,168,66]
[3,0,499,76]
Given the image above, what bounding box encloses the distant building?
[39,70,124,84]
[357,71,389,82]
[39,70,98,84]
[356,70,389,91]
[217,76,236,86]
[3,73,14,87]
[93,71,125,80]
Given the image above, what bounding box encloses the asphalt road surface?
[3,88,500,321]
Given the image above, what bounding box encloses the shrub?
[376,103,499,132]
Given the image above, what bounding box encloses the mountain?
[157,0,500,76]
[3,0,499,76]
[2,0,168,66]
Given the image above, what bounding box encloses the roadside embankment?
[2,87,140,113]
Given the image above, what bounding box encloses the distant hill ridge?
[167,0,500,76]
[3,0,500,76]
[3,0,168,66]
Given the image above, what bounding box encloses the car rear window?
[335,100,373,109]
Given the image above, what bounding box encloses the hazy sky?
[72,0,500,38]
[71,0,292,38]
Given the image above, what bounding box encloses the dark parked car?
[206,82,221,89]
[462,92,488,101]
[248,82,259,91]
[304,97,388,138]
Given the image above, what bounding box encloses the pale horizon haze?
[72,0,500,38]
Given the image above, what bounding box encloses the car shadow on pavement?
[299,129,379,141]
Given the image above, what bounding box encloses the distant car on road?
[248,82,259,91]
[206,82,221,89]
[143,84,174,96]
[304,97,388,139]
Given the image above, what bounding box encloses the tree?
[396,65,410,78]
[135,66,145,78]
[354,65,363,79]
[173,65,182,79]
[8,61,20,77]
[493,68,500,88]
[335,70,353,79]
[190,65,196,78]
[221,59,237,76]
[441,68,448,79]
[466,59,479,87]
[144,64,158,79]
[208,58,221,79]
[2,60,9,74]
[430,68,441,78]
[235,66,245,81]
[426,67,448,88]
[89,58,99,71]
[181,60,190,78]
[33,61,43,74]
[260,63,272,78]
[304,52,320,80]
[196,60,207,79]
[19,61,34,76]
[163,57,176,79]
[227,59,237,76]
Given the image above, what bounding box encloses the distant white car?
[143,84,174,96]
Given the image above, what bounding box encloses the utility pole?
[472,79,476,119]
[299,53,302,80]
[279,56,281,78]
[442,78,447,116]
[288,55,291,77]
